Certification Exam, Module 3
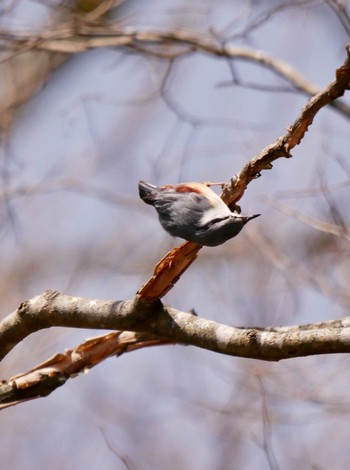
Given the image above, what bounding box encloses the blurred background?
[1,1,350,468]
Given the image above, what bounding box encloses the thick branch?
[2,290,350,362]
[2,291,350,407]
[0,289,158,360]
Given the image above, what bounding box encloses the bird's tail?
[138,181,158,205]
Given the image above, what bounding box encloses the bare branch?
[326,0,350,36]
[136,45,350,300]
[0,289,157,360]
[0,330,173,410]
[3,291,350,359]
[137,241,201,300]
[257,377,280,470]
[221,44,350,208]
[2,290,350,406]
[262,196,350,241]
[0,1,120,134]
[2,25,350,118]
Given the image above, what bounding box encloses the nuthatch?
[138,181,260,247]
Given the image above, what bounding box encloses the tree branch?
[2,290,350,360]
[137,44,350,300]
[2,25,350,118]
[221,43,350,208]
[2,291,350,407]
[0,289,157,360]
[0,330,173,410]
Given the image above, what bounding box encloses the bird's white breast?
[199,199,232,226]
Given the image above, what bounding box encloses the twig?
[2,25,350,118]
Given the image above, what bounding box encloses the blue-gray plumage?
[138,180,260,247]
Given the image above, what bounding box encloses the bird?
[138,180,260,247]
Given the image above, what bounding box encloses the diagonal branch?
[138,44,350,300]
[137,241,201,300]
[0,330,173,410]
[221,44,350,208]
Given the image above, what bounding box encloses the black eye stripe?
[206,216,230,227]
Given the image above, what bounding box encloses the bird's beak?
[242,214,260,224]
